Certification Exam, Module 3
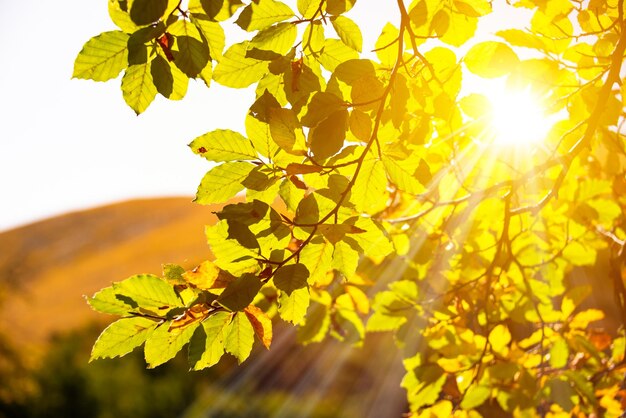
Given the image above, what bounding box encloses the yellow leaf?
[465,41,519,78]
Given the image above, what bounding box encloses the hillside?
[0,197,218,349]
[0,198,408,418]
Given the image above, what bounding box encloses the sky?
[0,0,401,232]
[0,1,523,232]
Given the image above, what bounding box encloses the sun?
[486,88,551,147]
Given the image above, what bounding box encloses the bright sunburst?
[486,88,551,146]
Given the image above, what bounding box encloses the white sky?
[0,0,400,232]
[0,1,522,232]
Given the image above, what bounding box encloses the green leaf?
[188,311,230,370]
[349,217,394,258]
[151,55,189,100]
[144,321,199,368]
[195,161,254,205]
[352,158,387,214]
[309,109,348,160]
[113,274,181,310]
[406,365,447,410]
[205,221,259,275]
[73,31,129,81]
[297,302,330,344]
[326,0,356,15]
[331,16,362,52]
[217,273,263,311]
[488,324,511,355]
[564,370,598,408]
[162,263,186,284]
[246,114,281,160]
[273,263,309,295]
[461,385,491,410]
[213,42,269,88]
[464,41,519,78]
[244,305,273,349]
[299,238,334,285]
[121,62,158,114]
[375,23,399,66]
[249,22,297,55]
[129,0,168,25]
[224,311,255,363]
[190,129,257,162]
[297,0,319,18]
[278,287,310,324]
[318,39,359,72]
[366,311,407,332]
[301,92,345,127]
[169,20,211,78]
[439,10,476,47]
[496,28,546,51]
[189,0,244,21]
[382,154,426,194]
[268,108,307,154]
[86,286,135,316]
[192,16,226,61]
[235,0,295,31]
[549,337,569,369]
[90,317,158,361]
[108,0,139,33]
[332,240,360,277]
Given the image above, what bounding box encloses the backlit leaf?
[352,158,387,214]
[151,55,189,100]
[332,240,360,277]
[87,286,136,316]
[195,161,254,204]
[217,273,263,311]
[460,385,490,410]
[297,302,330,344]
[112,274,181,310]
[308,109,348,160]
[273,263,310,295]
[192,16,226,61]
[299,238,334,285]
[382,154,426,194]
[188,311,230,370]
[326,0,356,15]
[169,20,211,78]
[121,62,158,114]
[91,317,158,361]
[129,0,168,25]
[249,22,297,55]
[278,287,310,324]
[224,311,255,363]
[244,305,273,349]
[331,16,363,52]
[144,321,199,368]
[465,41,519,78]
[488,324,511,355]
[235,0,294,31]
[318,39,359,72]
[73,31,129,81]
[268,107,307,154]
[190,129,257,161]
[549,337,569,369]
[213,42,269,88]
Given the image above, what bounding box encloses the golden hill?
[0,197,218,350]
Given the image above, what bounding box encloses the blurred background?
[0,1,408,416]
[1,1,621,417]
[0,197,407,417]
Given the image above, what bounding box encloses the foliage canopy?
[75,0,626,415]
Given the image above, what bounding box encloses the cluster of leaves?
[75,0,626,416]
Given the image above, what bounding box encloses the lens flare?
[487,89,551,146]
